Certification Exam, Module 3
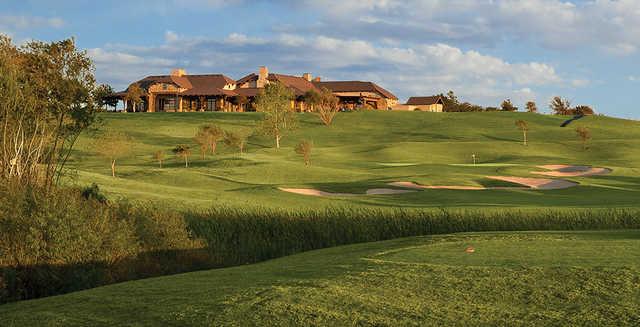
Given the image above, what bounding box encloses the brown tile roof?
[313,81,398,100]
[268,74,318,96]
[236,73,257,85]
[406,96,443,105]
[181,74,236,96]
[129,74,237,97]
[235,88,262,97]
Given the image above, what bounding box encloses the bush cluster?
[0,183,208,303]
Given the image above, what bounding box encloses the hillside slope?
[68,111,640,209]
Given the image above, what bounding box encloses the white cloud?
[571,79,590,87]
[298,0,640,55]
[164,30,179,43]
[629,76,639,82]
[0,15,64,30]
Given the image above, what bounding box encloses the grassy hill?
[2,230,639,326]
[67,111,640,209]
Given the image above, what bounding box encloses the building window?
[162,83,168,90]
[163,98,176,111]
[207,98,216,111]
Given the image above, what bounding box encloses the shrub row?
[2,184,639,303]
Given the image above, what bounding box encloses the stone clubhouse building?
[113,66,441,113]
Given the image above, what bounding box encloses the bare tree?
[153,150,165,168]
[94,130,132,177]
[295,140,313,166]
[172,145,192,167]
[256,82,297,148]
[525,101,538,113]
[515,120,529,146]
[576,126,591,150]
[550,96,571,115]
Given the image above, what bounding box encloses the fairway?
[2,230,638,326]
[67,111,640,209]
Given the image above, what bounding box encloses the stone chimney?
[171,68,186,77]
[257,66,268,88]
[313,76,321,82]
[302,73,312,82]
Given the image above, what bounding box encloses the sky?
[0,0,638,118]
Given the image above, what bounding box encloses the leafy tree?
[125,84,144,112]
[574,105,595,115]
[223,130,249,155]
[303,89,322,109]
[255,82,297,148]
[549,96,571,115]
[501,99,518,112]
[0,35,98,189]
[193,129,209,159]
[172,145,192,167]
[525,101,538,113]
[94,84,117,110]
[94,130,132,177]
[515,120,529,146]
[575,126,591,150]
[153,150,165,168]
[295,140,313,166]
[305,87,340,125]
[202,124,224,154]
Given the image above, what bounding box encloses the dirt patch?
[485,176,578,190]
[278,187,415,197]
[533,165,612,177]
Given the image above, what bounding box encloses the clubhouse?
[113,66,400,112]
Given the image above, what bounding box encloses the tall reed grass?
[2,186,639,304]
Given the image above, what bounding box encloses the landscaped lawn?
[66,111,640,209]
[2,230,638,326]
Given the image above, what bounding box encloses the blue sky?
[1,0,638,118]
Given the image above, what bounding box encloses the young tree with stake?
[94,130,132,177]
[295,140,313,166]
[153,150,165,168]
[576,126,591,150]
[515,120,529,146]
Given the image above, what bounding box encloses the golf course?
[2,111,640,326]
[66,111,640,209]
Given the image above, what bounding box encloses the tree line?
[439,91,595,115]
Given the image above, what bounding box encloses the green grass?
[65,111,640,210]
[2,230,638,326]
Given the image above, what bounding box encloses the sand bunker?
[390,176,578,191]
[278,187,415,197]
[281,164,607,196]
[532,165,612,177]
[485,176,578,190]
[388,182,486,190]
